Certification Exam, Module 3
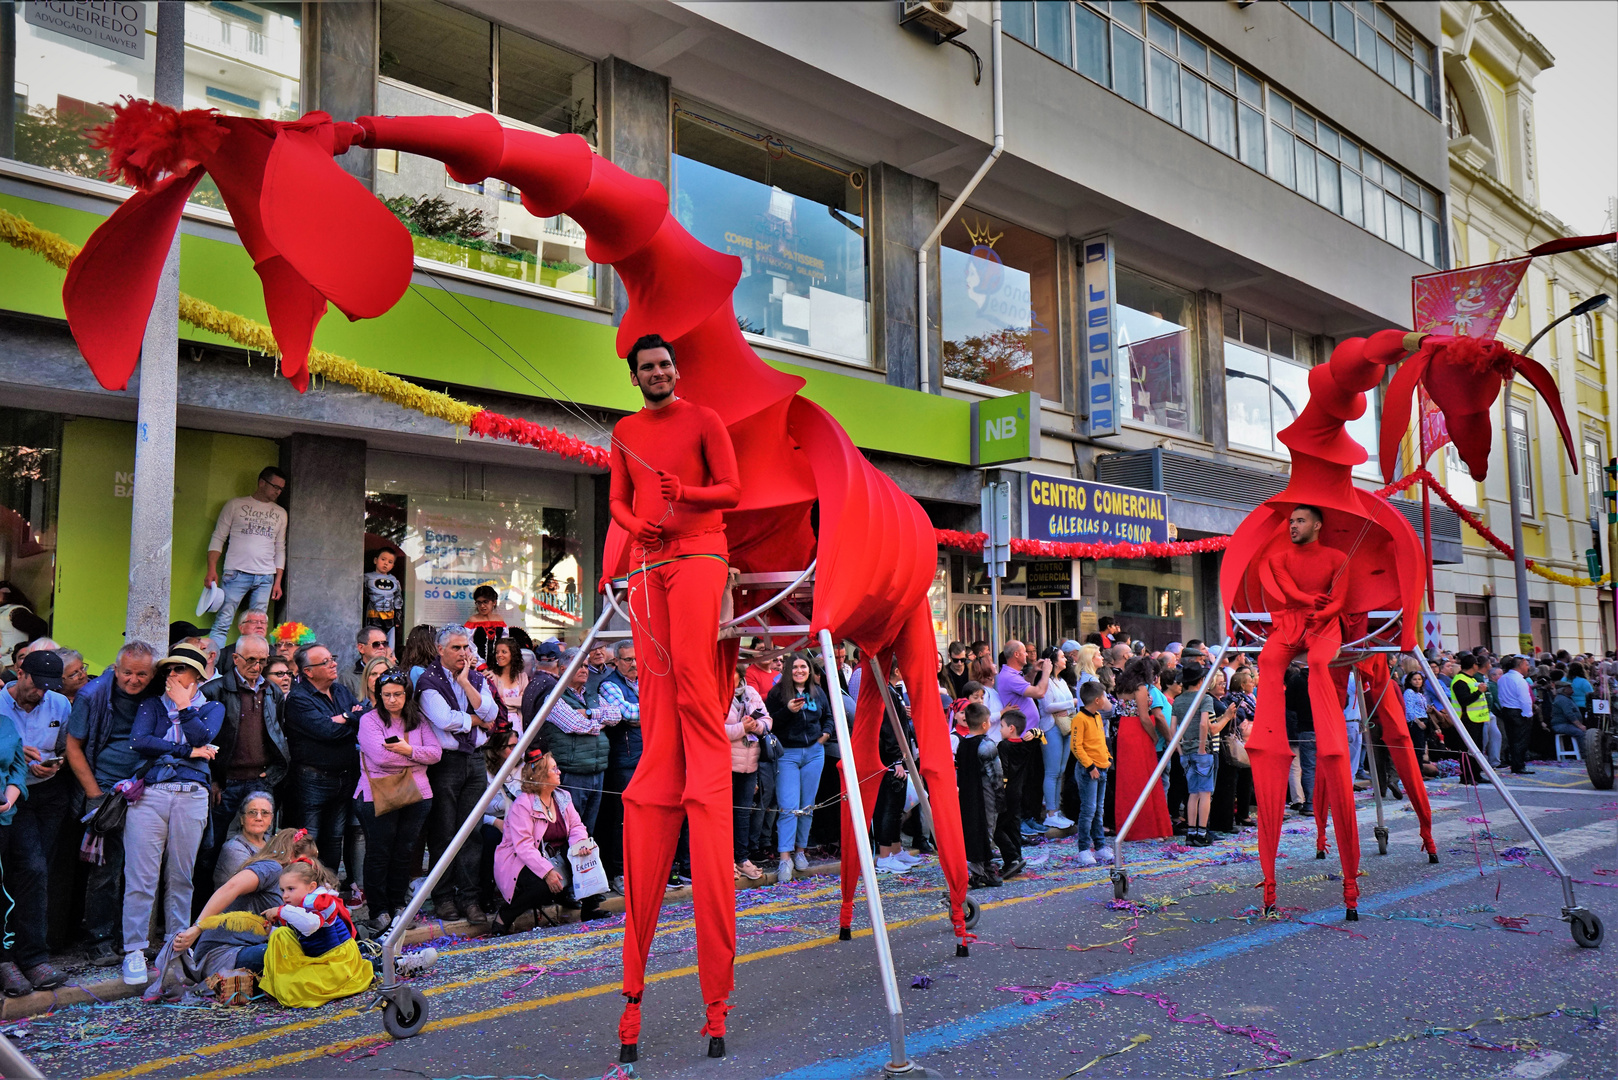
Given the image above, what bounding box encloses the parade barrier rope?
[2,206,1609,582]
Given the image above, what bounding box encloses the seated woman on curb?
[490,748,597,933]
[214,791,277,890]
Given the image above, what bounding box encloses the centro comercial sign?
[1021,471,1167,545]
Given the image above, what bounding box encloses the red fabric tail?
[838,663,887,930]
[701,1000,731,1037]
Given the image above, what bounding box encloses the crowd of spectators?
[0,601,1608,1003]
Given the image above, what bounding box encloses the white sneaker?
[122,951,148,986]
[1075,849,1097,867]
[776,858,793,883]
[1095,846,1114,862]
[395,947,438,977]
[894,850,924,867]
[792,851,810,872]
[1044,814,1075,830]
[874,855,909,874]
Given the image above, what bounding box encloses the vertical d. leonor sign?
[1080,234,1121,438]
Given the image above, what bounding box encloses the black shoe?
[88,939,122,968]
[1000,858,1026,880]
[1514,769,1536,775]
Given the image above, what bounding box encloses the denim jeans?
[559,770,605,834]
[1345,719,1364,776]
[748,757,776,857]
[1483,718,1503,766]
[0,812,51,967]
[357,797,433,915]
[294,764,356,874]
[1295,731,1317,807]
[1074,767,1107,852]
[83,810,126,946]
[775,744,826,853]
[208,570,276,647]
[1040,726,1067,820]
[123,782,210,953]
[731,771,757,862]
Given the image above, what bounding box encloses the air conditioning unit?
[900,0,969,41]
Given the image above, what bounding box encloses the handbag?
[1224,729,1252,769]
[758,730,785,762]
[364,759,423,817]
[87,790,129,835]
[1053,712,1073,738]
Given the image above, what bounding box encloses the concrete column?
[281,434,366,651]
[311,0,378,184]
[598,56,670,324]
[1198,290,1227,453]
[868,162,940,389]
[125,2,184,650]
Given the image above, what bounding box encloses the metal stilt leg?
[1353,679,1389,855]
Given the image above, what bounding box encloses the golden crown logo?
[962,217,1002,249]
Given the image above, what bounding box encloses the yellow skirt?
[258,927,374,1008]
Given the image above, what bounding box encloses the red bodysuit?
[607,396,741,1048]
[1250,534,1362,909]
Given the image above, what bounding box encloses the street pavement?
[16,761,1617,1080]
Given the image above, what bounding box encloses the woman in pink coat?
[491,749,590,933]
[354,671,442,932]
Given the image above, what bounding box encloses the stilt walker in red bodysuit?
[1248,506,1365,917]
[607,334,742,1063]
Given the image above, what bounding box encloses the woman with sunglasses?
[354,671,441,932]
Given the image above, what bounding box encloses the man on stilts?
[1248,504,1364,919]
[608,333,742,1062]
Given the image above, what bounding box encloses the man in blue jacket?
[283,642,364,874]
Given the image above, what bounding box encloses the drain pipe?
[917,0,1005,395]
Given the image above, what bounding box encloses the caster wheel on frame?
[381,986,429,1039]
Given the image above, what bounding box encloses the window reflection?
[939,209,1058,398]
[672,104,868,363]
[1118,269,1198,435]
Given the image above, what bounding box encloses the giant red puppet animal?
[63,102,972,1062]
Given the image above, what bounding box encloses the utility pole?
[125,2,185,650]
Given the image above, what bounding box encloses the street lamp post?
[1504,292,1610,655]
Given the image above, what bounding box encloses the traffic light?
[1588,547,1602,581]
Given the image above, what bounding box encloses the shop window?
[5,1,301,208]
[376,3,597,300]
[1119,268,1198,436]
[939,208,1059,399]
[673,102,869,363]
[1095,555,1197,650]
[0,409,60,647]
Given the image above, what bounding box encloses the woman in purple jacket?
[354,671,441,932]
[491,749,589,933]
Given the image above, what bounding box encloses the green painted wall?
[2,192,970,463]
[55,418,280,669]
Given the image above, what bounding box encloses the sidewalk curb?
[0,859,853,1020]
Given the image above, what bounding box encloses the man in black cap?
[0,649,72,993]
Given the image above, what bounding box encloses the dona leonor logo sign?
[26,2,147,58]
[1021,471,1167,545]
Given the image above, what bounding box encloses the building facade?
[0,1,1504,665]
[1427,0,1618,657]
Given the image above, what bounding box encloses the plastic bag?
[568,838,609,900]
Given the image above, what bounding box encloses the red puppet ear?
[1377,349,1430,484]
[259,128,414,321]
[63,167,206,390]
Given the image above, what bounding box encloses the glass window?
[1209,88,1237,156]
[1095,556,1197,650]
[1401,203,1421,257]
[1316,155,1340,212]
[1238,103,1266,171]
[1509,406,1534,515]
[1236,68,1263,107]
[1294,140,1317,201]
[1316,123,1339,159]
[1146,10,1177,52]
[1362,152,1383,185]
[1345,386,1379,479]
[1112,0,1144,33]
[7,2,302,201]
[673,104,869,363]
[1208,52,1236,91]
[380,0,492,110]
[1003,0,1035,43]
[1333,3,1356,49]
[1376,36,1395,80]
[1113,26,1146,106]
[1393,51,1414,97]
[1180,34,1207,71]
[1310,0,1333,32]
[1293,110,1316,145]
[940,209,1059,399]
[1224,339,1274,451]
[1364,180,1385,237]
[1270,125,1296,188]
[497,27,596,138]
[1339,135,1360,171]
[1383,191,1403,248]
[1118,268,1199,435]
[1356,15,1375,61]
[1181,70,1208,141]
[1148,48,1179,124]
[1270,357,1311,434]
[1342,169,1364,224]
[1422,214,1440,266]
[375,18,598,302]
[0,408,61,637]
[1035,1,1071,65]
[1074,4,1110,84]
[1270,92,1293,130]
[1443,444,1478,507]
